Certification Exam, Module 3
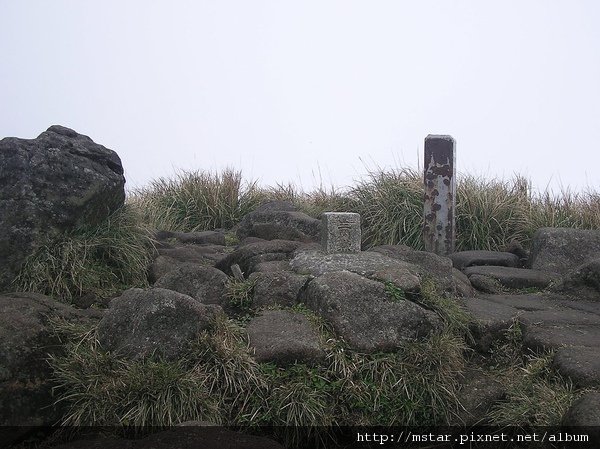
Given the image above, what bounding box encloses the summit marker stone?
[321,212,361,253]
[423,134,456,256]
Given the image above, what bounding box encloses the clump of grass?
[50,312,265,428]
[225,276,256,310]
[418,277,473,340]
[384,281,407,302]
[455,174,531,251]
[488,351,575,426]
[129,168,263,232]
[13,204,154,302]
[351,167,424,248]
[50,319,219,427]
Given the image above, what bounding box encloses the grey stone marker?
[423,135,456,256]
[321,212,361,253]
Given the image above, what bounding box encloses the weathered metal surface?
[423,135,456,256]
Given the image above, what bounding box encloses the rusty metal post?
[423,135,456,255]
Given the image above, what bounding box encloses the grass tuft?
[13,205,154,302]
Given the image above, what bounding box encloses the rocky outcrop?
[0,292,102,426]
[97,288,222,361]
[0,125,126,290]
[301,271,440,352]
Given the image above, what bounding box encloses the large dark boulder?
[0,126,125,290]
[301,271,440,352]
[236,201,321,242]
[0,292,102,426]
[530,227,600,275]
[97,288,221,361]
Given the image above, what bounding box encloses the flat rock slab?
[450,250,520,270]
[522,324,600,351]
[246,310,324,365]
[463,266,555,290]
[553,346,600,387]
[290,250,421,292]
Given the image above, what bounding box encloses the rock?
[452,268,476,297]
[290,250,421,293]
[97,288,221,361]
[370,245,455,294]
[454,368,505,426]
[48,426,285,449]
[0,125,125,290]
[236,201,320,242]
[249,271,310,308]
[502,240,529,267]
[149,245,229,283]
[154,263,229,306]
[463,266,554,290]
[449,250,520,270]
[246,310,324,365]
[553,347,600,387]
[530,227,600,275]
[562,392,600,427]
[462,297,519,353]
[551,258,600,301]
[215,240,305,276]
[0,292,102,426]
[522,324,600,352]
[253,260,292,272]
[468,274,504,294]
[301,271,440,352]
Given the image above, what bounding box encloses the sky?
[1,1,599,195]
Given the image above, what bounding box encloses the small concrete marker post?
[321,212,361,253]
[423,135,456,256]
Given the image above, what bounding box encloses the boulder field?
[1,127,600,446]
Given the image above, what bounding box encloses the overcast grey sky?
[2,1,599,194]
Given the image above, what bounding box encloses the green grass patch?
[13,205,154,303]
[129,168,263,232]
[225,276,257,311]
[488,351,575,427]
